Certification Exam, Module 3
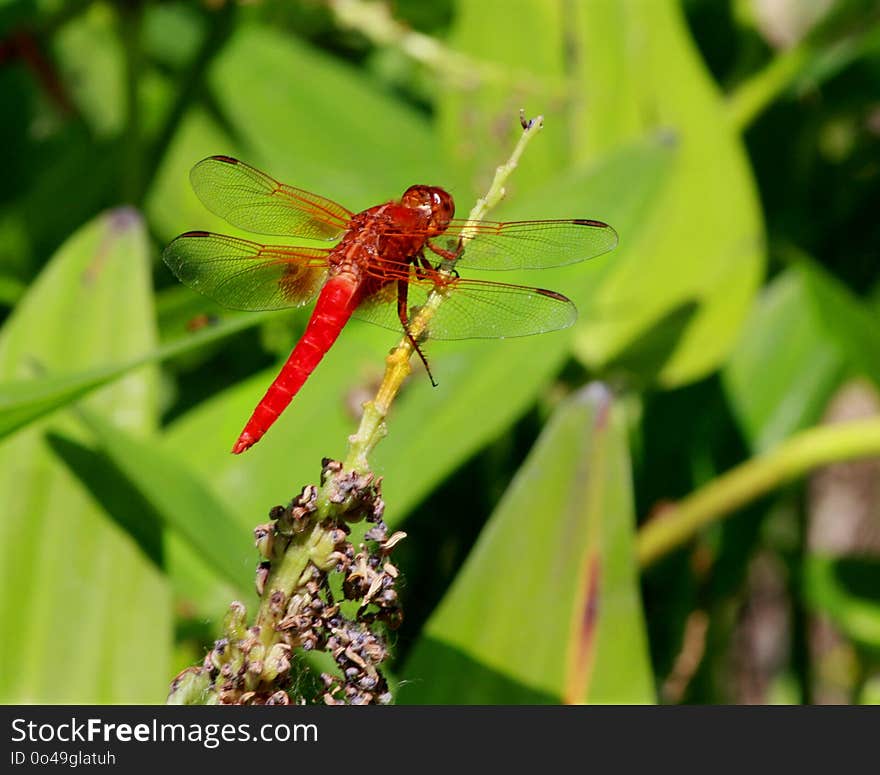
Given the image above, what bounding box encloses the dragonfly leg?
[417,252,458,281]
[426,238,461,264]
[414,251,432,280]
[397,279,437,387]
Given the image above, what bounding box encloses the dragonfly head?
[401,185,455,235]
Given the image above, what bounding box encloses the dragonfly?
[163,156,618,453]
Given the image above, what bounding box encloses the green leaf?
[147,22,451,245]
[723,268,847,451]
[724,262,880,451]
[0,272,25,306]
[398,384,653,704]
[79,409,255,595]
[0,311,269,444]
[162,140,671,527]
[146,108,239,242]
[53,3,126,138]
[569,1,765,385]
[442,0,765,387]
[798,262,880,388]
[0,208,170,703]
[208,25,448,202]
[439,0,569,194]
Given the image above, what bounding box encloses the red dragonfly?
[164,156,617,454]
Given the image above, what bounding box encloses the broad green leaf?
[0,272,25,306]
[146,108,239,242]
[163,140,671,527]
[0,208,169,703]
[0,311,269,443]
[79,409,255,595]
[442,0,765,387]
[377,141,671,518]
[799,262,880,388]
[724,262,880,451]
[399,384,653,704]
[207,25,449,204]
[723,268,847,451]
[40,429,236,622]
[53,3,125,138]
[439,0,569,194]
[148,22,449,247]
[569,0,764,385]
[804,555,880,648]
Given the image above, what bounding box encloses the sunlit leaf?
[438,0,569,194]
[799,262,880,388]
[0,311,268,444]
[0,208,169,703]
[208,25,449,204]
[53,3,125,138]
[442,0,765,387]
[80,409,255,595]
[723,268,846,451]
[399,384,653,704]
[724,262,880,450]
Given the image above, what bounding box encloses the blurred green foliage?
[0,0,878,704]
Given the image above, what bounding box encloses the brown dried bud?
[254,523,275,558]
[255,561,271,597]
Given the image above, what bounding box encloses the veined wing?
[189,155,353,240]
[353,273,577,340]
[421,218,617,271]
[163,231,330,311]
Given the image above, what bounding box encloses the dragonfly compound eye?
[426,188,455,233]
[401,185,455,232]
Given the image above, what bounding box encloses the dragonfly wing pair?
[164,155,617,340]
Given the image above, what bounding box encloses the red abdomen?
[232,275,361,454]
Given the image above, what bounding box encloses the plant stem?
[637,418,880,568]
[343,113,547,473]
[328,0,565,97]
[726,44,811,132]
[253,518,338,650]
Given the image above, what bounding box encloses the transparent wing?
[163,231,330,311]
[354,274,577,340]
[189,155,353,240]
[419,218,618,271]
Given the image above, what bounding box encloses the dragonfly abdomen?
[231,275,361,454]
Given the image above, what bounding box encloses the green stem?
[328,0,565,97]
[253,519,338,649]
[726,44,811,132]
[637,418,880,568]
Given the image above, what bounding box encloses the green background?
[1,0,879,704]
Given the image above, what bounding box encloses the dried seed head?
[382,531,407,552]
[254,523,275,558]
[255,561,271,597]
[186,457,403,705]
